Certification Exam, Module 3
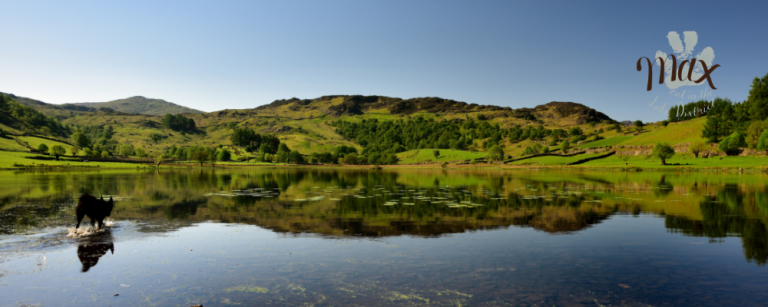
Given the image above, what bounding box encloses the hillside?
[7,92,736,168]
[68,96,203,115]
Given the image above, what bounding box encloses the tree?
[135,148,148,158]
[488,146,504,162]
[119,144,135,157]
[51,145,66,160]
[702,97,734,143]
[217,148,231,161]
[191,150,210,167]
[149,133,163,143]
[748,73,768,121]
[162,114,196,131]
[70,146,80,156]
[37,143,49,154]
[231,127,262,150]
[560,140,570,153]
[718,132,746,156]
[288,150,304,164]
[652,143,675,165]
[661,120,669,127]
[433,150,440,159]
[73,131,90,149]
[568,127,583,136]
[343,153,359,165]
[208,151,217,167]
[688,141,708,158]
[745,121,768,149]
[757,130,768,152]
[101,150,110,159]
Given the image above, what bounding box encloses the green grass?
[16,136,72,151]
[0,150,146,169]
[0,137,27,151]
[396,149,488,164]
[580,153,768,169]
[507,153,605,166]
[617,117,706,146]
[579,136,633,149]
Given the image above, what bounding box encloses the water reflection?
[0,169,767,265]
[76,230,114,272]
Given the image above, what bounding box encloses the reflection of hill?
[2,169,767,265]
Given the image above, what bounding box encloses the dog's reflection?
[77,230,114,273]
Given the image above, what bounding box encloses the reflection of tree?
[652,174,674,197]
[164,198,207,220]
[0,195,74,235]
[666,185,768,266]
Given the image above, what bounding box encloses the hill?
[67,96,203,115]
[9,92,733,168]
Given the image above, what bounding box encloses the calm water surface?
[0,169,767,306]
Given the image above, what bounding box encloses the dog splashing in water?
[75,194,114,230]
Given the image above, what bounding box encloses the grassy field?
[0,137,27,151]
[0,150,147,169]
[618,117,707,146]
[507,153,605,166]
[580,153,768,169]
[397,149,488,164]
[579,136,633,148]
[16,136,73,151]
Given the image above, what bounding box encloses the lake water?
[0,168,767,306]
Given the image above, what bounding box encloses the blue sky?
[1,0,766,121]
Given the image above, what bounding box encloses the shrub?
[718,132,746,156]
[688,141,708,158]
[756,130,768,152]
[218,148,231,161]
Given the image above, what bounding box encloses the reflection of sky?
[2,216,766,306]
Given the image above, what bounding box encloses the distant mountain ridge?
[67,96,203,115]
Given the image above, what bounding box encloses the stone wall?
[584,142,767,157]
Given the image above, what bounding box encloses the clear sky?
[1,0,766,121]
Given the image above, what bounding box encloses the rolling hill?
[67,96,203,115]
[5,92,720,167]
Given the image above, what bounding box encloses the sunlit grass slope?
[396,149,488,164]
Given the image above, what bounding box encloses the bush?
[718,132,746,156]
[488,146,504,162]
[661,120,669,127]
[218,148,231,161]
[757,130,768,152]
[560,140,570,153]
[135,148,148,158]
[37,143,49,154]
